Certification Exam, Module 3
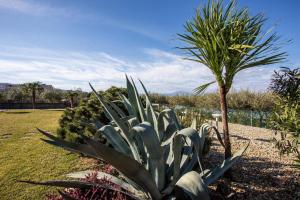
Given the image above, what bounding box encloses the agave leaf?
[190,118,197,129]
[126,75,140,119]
[119,94,135,116]
[177,128,204,173]
[174,171,210,200]
[98,125,132,156]
[80,134,162,200]
[19,180,139,199]
[157,109,181,143]
[37,129,158,198]
[210,126,225,148]
[199,123,212,156]
[131,122,165,191]
[19,179,112,189]
[37,129,99,159]
[66,170,139,194]
[108,101,126,118]
[130,77,147,122]
[127,117,139,128]
[139,79,158,130]
[90,83,129,139]
[90,83,141,162]
[203,141,250,185]
[163,128,203,195]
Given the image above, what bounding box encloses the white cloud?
[0,45,278,93]
[0,0,74,17]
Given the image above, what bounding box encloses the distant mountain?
[0,83,20,91]
[0,83,54,92]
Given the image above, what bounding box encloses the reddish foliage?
[47,165,134,200]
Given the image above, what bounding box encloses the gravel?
[206,123,299,200]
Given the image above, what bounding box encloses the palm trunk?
[70,97,74,108]
[32,90,36,109]
[219,85,232,158]
[219,85,232,178]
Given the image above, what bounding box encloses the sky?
[0,0,299,93]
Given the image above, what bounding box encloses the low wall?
[0,103,67,109]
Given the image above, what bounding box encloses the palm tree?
[178,0,286,161]
[65,91,79,108]
[22,82,44,109]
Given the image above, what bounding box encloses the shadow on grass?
[5,111,30,114]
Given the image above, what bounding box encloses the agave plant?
[22,76,249,200]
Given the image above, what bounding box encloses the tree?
[178,0,286,162]
[43,90,63,103]
[22,82,44,109]
[65,91,79,109]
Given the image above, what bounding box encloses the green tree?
[43,90,63,103]
[179,0,286,161]
[65,91,79,108]
[22,82,44,109]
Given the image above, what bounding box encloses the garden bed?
[207,123,299,199]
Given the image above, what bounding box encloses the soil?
[207,123,300,200]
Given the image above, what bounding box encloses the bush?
[57,86,127,143]
[269,67,300,168]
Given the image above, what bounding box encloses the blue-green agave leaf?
[174,171,210,200]
[131,122,165,191]
[98,125,132,156]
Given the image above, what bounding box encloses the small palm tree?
[65,91,79,108]
[178,0,286,161]
[22,82,44,109]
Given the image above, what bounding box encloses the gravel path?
[207,123,299,200]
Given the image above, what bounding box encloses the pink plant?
[47,165,133,200]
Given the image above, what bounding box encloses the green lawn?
[0,109,91,199]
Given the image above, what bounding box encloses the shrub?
[269,67,300,168]
[57,86,127,143]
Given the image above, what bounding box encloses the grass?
[0,109,92,199]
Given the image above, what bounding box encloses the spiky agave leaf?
[89,83,142,163]
[174,171,210,200]
[162,128,204,195]
[131,122,165,191]
[66,170,140,195]
[19,180,140,199]
[119,94,135,116]
[37,129,162,200]
[98,125,132,156]
[173,141,250,200]
[157,109,181,143]
[138,79,158,131]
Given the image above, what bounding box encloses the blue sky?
[0,0,299,93]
